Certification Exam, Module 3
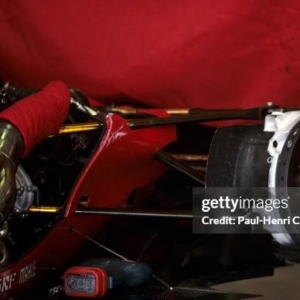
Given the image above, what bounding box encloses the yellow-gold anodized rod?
[57,123,102,135]
[29,206,61,213]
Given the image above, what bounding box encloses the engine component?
[14,165,36,213]
[0,122,24,226]
[0,238,10,267]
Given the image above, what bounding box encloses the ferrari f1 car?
[0,81,299,299]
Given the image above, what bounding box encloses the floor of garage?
[214,263,300,299]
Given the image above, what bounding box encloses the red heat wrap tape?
[0,81,70,156]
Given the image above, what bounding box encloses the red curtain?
[0,1,300,109]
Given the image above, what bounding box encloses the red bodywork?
[0,97,176,298]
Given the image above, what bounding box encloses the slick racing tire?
[205,124,274,266]
[206,124,272,188]
[205,124,273,235]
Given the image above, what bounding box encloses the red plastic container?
[64,266,108,298]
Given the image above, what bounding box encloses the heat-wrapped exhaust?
[0,81,70,225]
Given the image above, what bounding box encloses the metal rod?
[58,122,102,135]
[156,151,206,185]
[75,207,193,218]
[127,107,269,129]
[69,227,129,261]
[165,108,190,115]
[169,153,208,161]
[28,206,193,218]
[110,106,145,117]
[29,206,61,213]
[189,165,207,171]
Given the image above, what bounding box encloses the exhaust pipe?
[0,122,24,225]
[0,81,70,225]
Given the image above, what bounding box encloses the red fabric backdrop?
[0,1,300,109]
